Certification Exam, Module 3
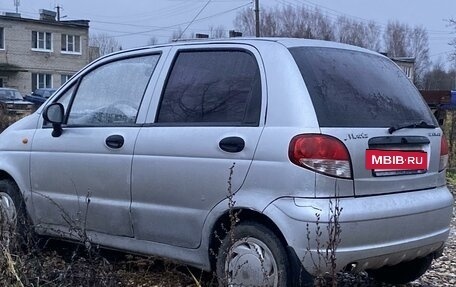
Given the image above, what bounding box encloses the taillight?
[289,134,352,179]
[439,134,449,172]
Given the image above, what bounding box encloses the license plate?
[366,149,427,170]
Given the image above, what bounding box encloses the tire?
[216,221,290,287]
[0,179,33,245]
[368,254,433,284]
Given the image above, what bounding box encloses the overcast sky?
[1,0,455,64]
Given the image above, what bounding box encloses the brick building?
[0,9,89,94]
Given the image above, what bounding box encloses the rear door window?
[289,47,435,127]
[156,50,261,126]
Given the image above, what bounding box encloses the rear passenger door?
[131,46,265,248]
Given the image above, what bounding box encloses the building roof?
[390,57,415,63]
[0,13,89,29]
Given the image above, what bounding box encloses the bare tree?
[365,22,382,51]
[89,33,122,59]
[169,28,185,42]
[261,8,281,37]
[285,6,314,38]
[448,19,456,61]
[409,26,430,88]
[383,21,430,87]
[335,16,381,51]
[209,25,226,38]
[309,8,334,41]
[147,36,158,46]
[335,17,361,46]
[234,4,427,85]
[234,6,279,36]
[277,5,300,37]
[423,61,456,90]
[383,21,410,57]
[234,5,333,40]
[234,8,256,36]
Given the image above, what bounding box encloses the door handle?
[106,135,124,149]
[219,137,245,153]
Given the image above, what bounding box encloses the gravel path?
[410,203,456,287]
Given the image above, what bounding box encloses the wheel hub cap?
[0,192,17,226]
[226,237,278,286]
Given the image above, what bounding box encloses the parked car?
[24,88,57,107]
[0,38,453,286]
[0,87,34,115]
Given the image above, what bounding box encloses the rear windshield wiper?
[388,121,436,134]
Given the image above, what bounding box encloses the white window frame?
[0,27,4,50]
[32,31,53,52]
[60,74,73,85]
[61,34,81,54]
[32,73,53,90]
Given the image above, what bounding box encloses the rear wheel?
[368,255,433,284]
[216,221,290,286]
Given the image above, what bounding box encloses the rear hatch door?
[321,128,442,196]
[290,46,443,196]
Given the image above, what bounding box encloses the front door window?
[64,55,160,126]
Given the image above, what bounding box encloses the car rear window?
[289,47,436,127]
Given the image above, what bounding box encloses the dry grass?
[0,233,205,287]
[0,113,29,132]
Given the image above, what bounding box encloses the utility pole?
[254,0,260,37]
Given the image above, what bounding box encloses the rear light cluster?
[439,134,449,172]
[289,134,352,179]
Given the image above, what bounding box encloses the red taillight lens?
[289,134,352,179]
[439,134,449,172]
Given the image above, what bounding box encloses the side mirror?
[43,103,64,137]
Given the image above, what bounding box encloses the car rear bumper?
[263,186,454,275]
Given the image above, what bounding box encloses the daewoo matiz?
[0,38,453,286]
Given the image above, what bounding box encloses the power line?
[301,0,383,26]
[278,0,454,36]
[277,0,386,27]
[1,2,250,40]
[178,0,212,39]
[78,1,194,21]
[429,50,453,57]
[275,0,456,55]
[102,3,250,39]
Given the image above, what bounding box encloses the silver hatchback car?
[0,38,453,286]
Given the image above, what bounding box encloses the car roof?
[102,37,380,59]
[0,88,19,91]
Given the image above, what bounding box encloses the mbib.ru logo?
[366,150,427,170]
